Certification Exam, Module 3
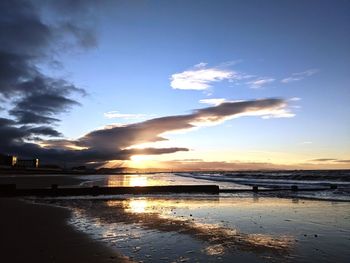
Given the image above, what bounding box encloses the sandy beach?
[1,173,349,262]
[0,198,132,263]
[0,175,85,188]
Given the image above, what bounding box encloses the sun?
[129,155,155,169]
[130,155,150,162]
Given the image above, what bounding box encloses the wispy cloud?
[199,98,294,119]
[160,160,298,171]
[194,62,208,68]
[336,159,350,163]
[104,111,148,120]
[260,108,295,119]
[301,141,312,144]
[170,63,238,90]
[171,62,279,91]
[199,98,227,106]
[281,69,319,83]
[310,158,338,162]
[309,158,350,163]
[247,78,275,89]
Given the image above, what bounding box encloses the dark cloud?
[0,117,62,155]
[8,77,83,124]
[0,114,188,163]
[0,118,16,126]
[0,0,93,127]
[31,98,286,164]
[9,110,60,124]
[0,0,103,165]
[24,126,63,137]
[0,1,51,59]
[75,98,286,152]
[0,0,101,163]
[0,118,26,145]
[1,98,290,165]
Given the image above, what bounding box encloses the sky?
[0,0,349,170]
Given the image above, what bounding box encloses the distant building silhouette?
[16,159,39,168]
[0,153,39,168]
[0,154,17,166]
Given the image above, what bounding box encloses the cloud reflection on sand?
[100,198,294,255]
[37,183,350,263]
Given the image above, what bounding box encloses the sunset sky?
[1,0,349,170]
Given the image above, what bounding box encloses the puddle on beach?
[37,195,350,263]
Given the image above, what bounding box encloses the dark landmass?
[0,198,132,263]
[0,175,85,189]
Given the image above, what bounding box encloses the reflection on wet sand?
[63,197,294,258]
[126,199,148,213]
[35,172,350,262]
[118,198,294,256]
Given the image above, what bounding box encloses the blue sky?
[2,0,349,169]
[46,0,350,168]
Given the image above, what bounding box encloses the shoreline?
[0,198,132,263]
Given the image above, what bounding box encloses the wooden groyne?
[220,184,338,193]
[0,184,220,197]
[0,184,340,197]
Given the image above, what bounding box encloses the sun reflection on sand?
[108,199,157,214]
[104,197,295,256]
[50,195,350,262]
[125,199,148,213]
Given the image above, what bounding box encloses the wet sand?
[0,198,132,263]
[0,174,85,188]
[56,195,350,262]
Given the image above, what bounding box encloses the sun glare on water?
[129,155,158,169]
[129,176,148,187]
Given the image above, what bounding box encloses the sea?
[74,170,350,201]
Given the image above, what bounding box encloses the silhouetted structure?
[0,154,17,166]
[0,184,339,198]
[0,185,220,197]
[0,153,40,168]
[16,159,39,168]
